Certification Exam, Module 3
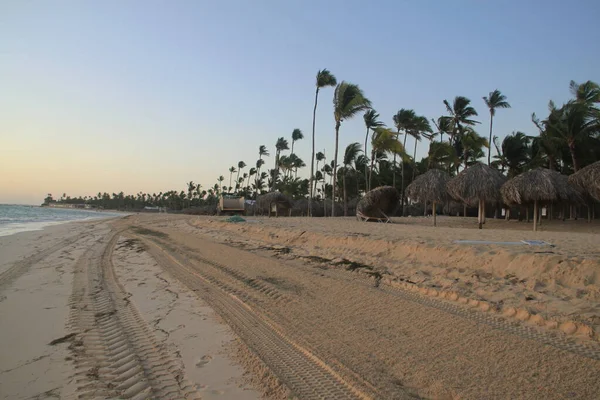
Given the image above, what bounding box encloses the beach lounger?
[356,210,391,223]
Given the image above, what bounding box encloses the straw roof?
[446,163,506,206]
[406,169,450,203]
[501,168,582,205]
[568,161,600,201]
[356,186,400,217]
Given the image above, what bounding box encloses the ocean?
[0,204,124,237]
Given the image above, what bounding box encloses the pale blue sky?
[1,0,599,204]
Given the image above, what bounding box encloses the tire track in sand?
[67,230,200,399]
[134,233,383,400]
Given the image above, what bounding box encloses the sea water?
[0,204,124,237]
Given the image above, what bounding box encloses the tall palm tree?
[309,69,337,213]
[314,151,325,196]
[332,82,371,216]
[228,167,236,192]
[256,145,269,192]
[291,128,304,155]
[342,142,362,216]
[443,96,479,145]
[235,161,246,192]
[273,137,289,190]
[483,89,511,165]
[363,109,384,191]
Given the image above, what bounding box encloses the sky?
[1,0,599,204]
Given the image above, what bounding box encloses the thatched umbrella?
[356,186,400,222]
[256,192,293,217]
[406,169,450,227]
[447,163,506,229]
[501,168,580,231]
[568,161,600,202]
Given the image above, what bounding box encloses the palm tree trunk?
[343,171,348,217]
[308,88,320,216]
[487,113,493,166]
[533,200,538,231]
[412,137,418,181]
[392,128,400,188]
[369,150,376,192]
[364,127,370,192]
[433,201,437,227]
[332,122,340,217]
[400,132,408,216]
[568,141,579,172]
[478,200,483,229]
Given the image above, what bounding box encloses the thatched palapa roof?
[256,192,293,210]
[446,163,506,206]
[568,161,600,202]
[356,186,400,217]
[406,169,450,203]
[501,168,582,205]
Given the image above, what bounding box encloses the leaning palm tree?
[309,69,337,214]
[410,116,432,181]
[332,82,371,216]
[235,161,246,192]
[393,109,417,189]
[228,167,236,192]
[272,137,289,190]
[291,128,303,155]
[363,109,384,191]
[483,89,511,165]
[342,142,362,216]
[443,96,479,144]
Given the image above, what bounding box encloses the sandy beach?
[1,213,600,399]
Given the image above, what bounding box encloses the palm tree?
[309,69,337,214]
[235,161,246,192]
[273,137,289,190]
[256,145,269,193]
[492,131,530,177]
[483,90,511,165]
[314,151,325,196]
[393,109,416,190]
[410,116,432,181]
[342,142,362,216]
[332,82,372,216]
[291,128,303,155]
[443,96,479,144]
[363,109,384,191]
[370,127,405,189]
[431,116,453,143]
[228,166,236,192]
[461,128,489,169]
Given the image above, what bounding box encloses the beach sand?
[0,218,260,399]
[1,213,600,399]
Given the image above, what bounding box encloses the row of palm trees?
[46,76,599,216]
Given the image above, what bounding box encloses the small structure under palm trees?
[356,186,400,223]
[406,169,450,227]
[447,163,506,229]
[256,192,293,217]
[501,168,580,231]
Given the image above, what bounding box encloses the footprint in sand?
[195,355,213,368]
